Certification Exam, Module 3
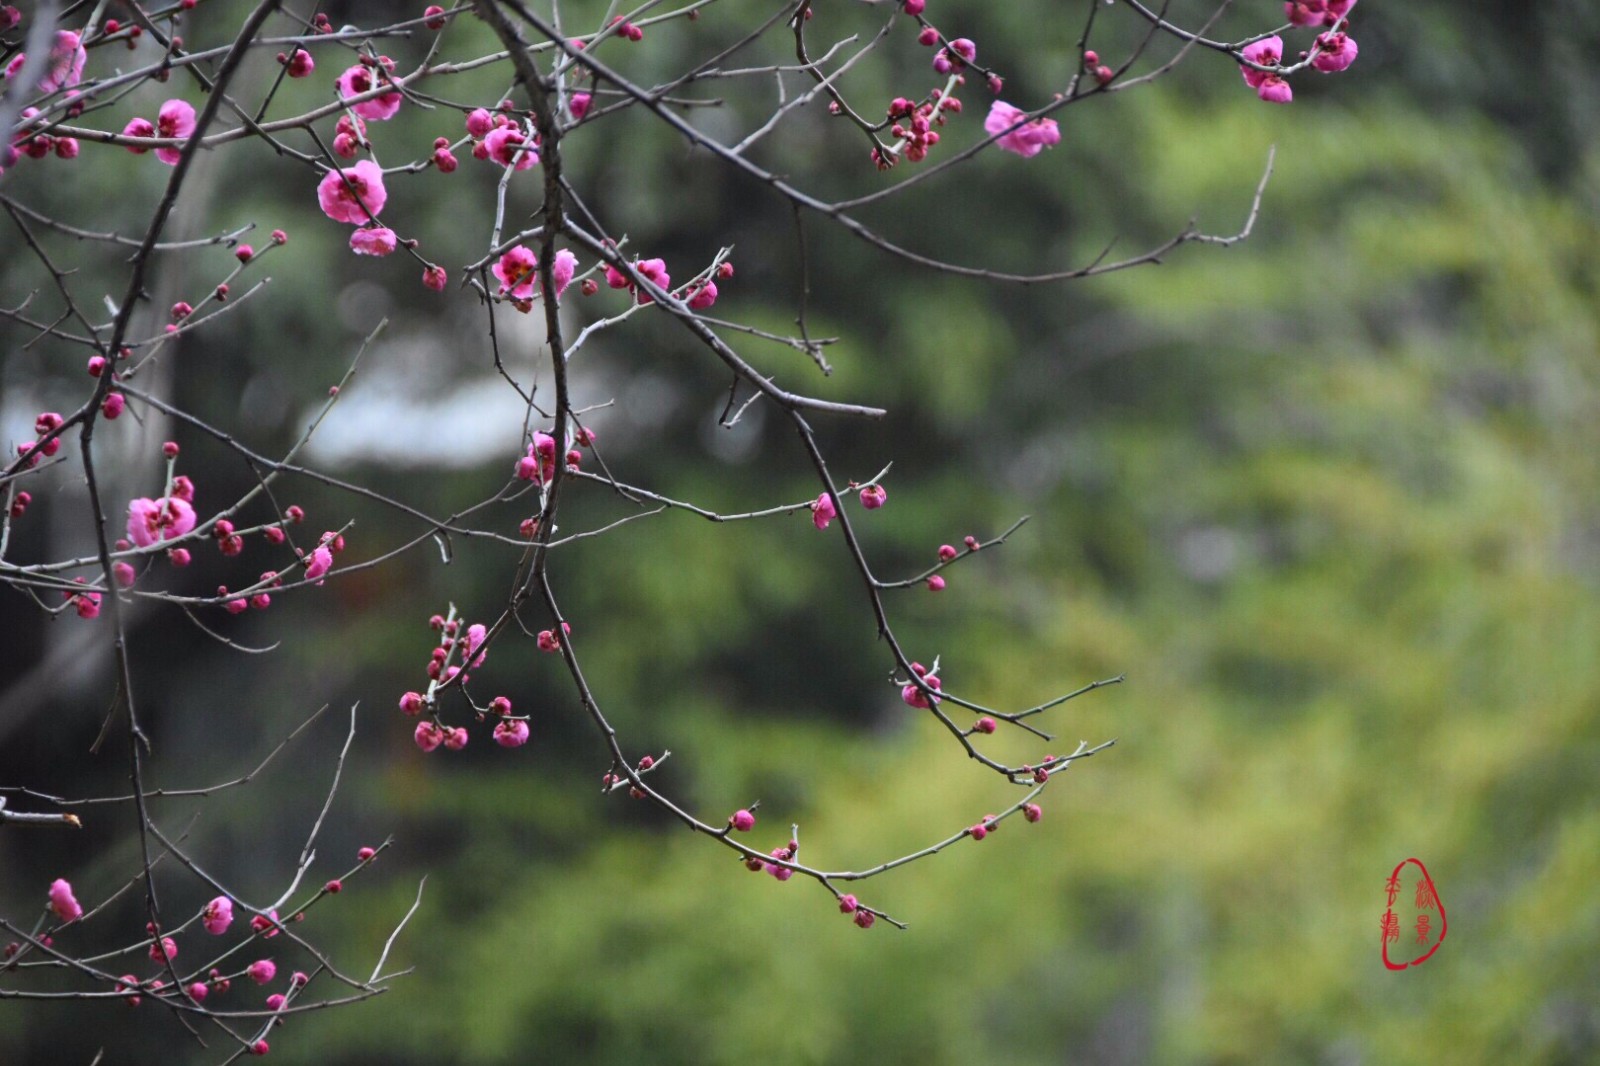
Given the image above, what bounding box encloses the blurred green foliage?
[3,1,1599,1063]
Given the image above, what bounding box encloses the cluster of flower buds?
[931,37,976,75]
[607,15,645,42]
[466,105,540,170]
[901,661,942,708]
[399,614,531,750]
[604,256,670,305]
[1238,2,1357,104]
[15,410,65,468]
[276,47,314,78]
[39,873,358,1029]
[746,837,799,881]
[837,894,876,929]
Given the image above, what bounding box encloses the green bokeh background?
[2,1,1598,1063]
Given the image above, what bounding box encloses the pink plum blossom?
[349,227,398,256]
[127,496,197,547]
[38,31,86,95]
[984,101,1061,158]
[493,719,530,747]
[901,672,941,708]
[484,126,537,169]
[247,959,276,985]
[860,485,887,510]
[1256,77,1293,105]
[284,49,313,78]
[304,545,334,581]
[552,249,577,298]
[493,245,537,299]
[414,721,444,752]
[1312,31,1358,73]
[1284,0,1326,25]
[466,108,494,138]
[155,99,196,165]
[72,587,101,619]
[1239,36,1292,104]
[465,622,488,668]
[423,265,448,291]
[569,93,591,120]
[202,896,233,935]
[516,433,558,483]
[335,64,402,121]
[730,809,755,832]
[812,492,837,530]
[317,160,387,224]
[633,258,669,304]
[48,879,82,922]
[765,848,795,881]
[687,279,718,310]
[121,118,155,154]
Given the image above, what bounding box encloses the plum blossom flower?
[494,719,530,747]
[569,93,591,121]
[901,671,941,708]
[466,108,494,138]
[1291,0,1355,24]
[284,48,314,78]
[246,959,276,985]
[155,99,196,165]
[516,433,558,483]
[493,245,537,299]
[1239,36,1292,104]
[552,249,577,298]
[633,258,669,304]
[1312,31,1358,73]
[811,491,837,530]
[984,101,1060,159]
[335,63,402,121]
[1284,0,1326,25]
[686,279,718,310]
[72,588,101,619]
[349,226,398,256]
[317,160,387,224]
[38,31,86,95]
[122,117,155,154]
[48,879,82,922]
[202,896,233,935]
[414,721,444,752]
[465,622,488,668]
[127,496,197,547]
[484,125,537,170]
[304,545,334,581]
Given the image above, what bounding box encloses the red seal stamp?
[1382,857,1446,970]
